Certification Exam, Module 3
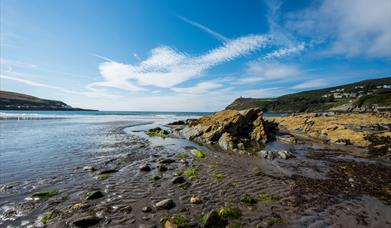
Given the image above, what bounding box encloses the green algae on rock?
[218,207,242,220]
[32,190,61,199]
[191,149,206,158]
[145,127,169,137]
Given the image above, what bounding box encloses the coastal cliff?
[0,91,96,111]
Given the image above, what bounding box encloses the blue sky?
[1,0,390,111]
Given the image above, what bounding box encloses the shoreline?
[0,112,390,227]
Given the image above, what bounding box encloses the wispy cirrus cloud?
[178,16,228,42]
[172,81,224,94]
[88,34,269,92]
[292,79,328,89]
[263,43,305,59]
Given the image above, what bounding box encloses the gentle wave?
[0,111,209,120]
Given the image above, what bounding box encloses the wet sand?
[1,122,390,227]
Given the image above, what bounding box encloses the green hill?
[226,77,391,112]
[0,91,95,111]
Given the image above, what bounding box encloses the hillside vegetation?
[226,77,391,112]
[0,91,94,111]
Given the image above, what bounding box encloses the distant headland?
[0,91,97,111]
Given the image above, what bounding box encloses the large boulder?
[179,108,269,152]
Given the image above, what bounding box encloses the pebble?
[155,199,175,210]
[190,196,202,204]
[139,164,151,171]
[171,176,186,184]
[142,206,152,213]
[157,164,168,172]
[73,216,101,227]
[85,191,104,200]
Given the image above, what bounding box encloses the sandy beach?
[1,111,390,228]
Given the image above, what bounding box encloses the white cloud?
[88,34,269,91]
[263,43,305,59]
[287,0,391,58]
[292,79,328,89]
[172,81,224,94]
[233,76,265,85]
[245,62,301,79]
[1,74,115,98]
[178,16,228,42]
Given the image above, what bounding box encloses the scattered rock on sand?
[155,199,175,210]
[139,164,151,171]
[157,164,168,172]
[85,191,104,200]
[258,150,294,160]
[72,216,101,227]
[203,210,228,228]
[190,196,202,204]
[98,169,118,175]
[171,176,186,184]
[82,166,96,172]
[159,158,176,164]
[142,206,152,213]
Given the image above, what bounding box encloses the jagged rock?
[218,133,235,150]
[72,216,101,227]
[155,199,175,210]
[179,108,268,152]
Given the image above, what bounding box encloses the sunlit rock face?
[180,108,269,152]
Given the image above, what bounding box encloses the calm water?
[0,111,209,185]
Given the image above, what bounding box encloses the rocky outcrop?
[179,108,271,152]
[273,113,391,159]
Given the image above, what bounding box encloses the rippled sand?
[1,122,390,227]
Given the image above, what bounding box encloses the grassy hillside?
[0,91,94,111]
[226,77,391,112]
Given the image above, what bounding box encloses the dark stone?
[139,164,151,171]
[160,158,176,164]
[171,176,186,184]
[73,216,101,227]
[85,191,104,200]
[157,164,168,172]
[204,211,228,228]
[98,169,118,175]
[168,120,185,125]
